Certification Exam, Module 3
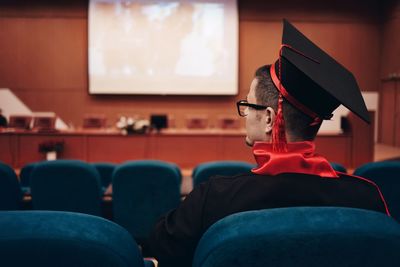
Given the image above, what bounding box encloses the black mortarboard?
[269,19,369,152]
[272,19,369,123]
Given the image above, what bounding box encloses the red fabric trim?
[351,174,391,217]
[270,63,320,120]
[251,141,338,178]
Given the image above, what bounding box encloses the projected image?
[89,0,238,95]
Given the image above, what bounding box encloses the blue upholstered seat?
[0,211,145,267]
[192,161,255,186]
[112,160,181,244]
[193,207,400,267]
[19,162,37,194]
[354,161,400,220]
[0,162,22,210]
[329,162,347,173]
[92,162,117,190]
[30,160,102,216]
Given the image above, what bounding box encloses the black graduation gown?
[148,171,388,267]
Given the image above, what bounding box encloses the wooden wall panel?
[378,0,400,145]
[349,111,375,168]
[240,21,381,92]
[0,0,387,132]
[379,81,396,145]
[395,82,400,146]
[315,136,351,167]
[380,0,400,78]
[0,18,87,90]
[0,0,87,18]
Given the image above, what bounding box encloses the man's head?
[243,20,370,148]
[244,65,322,146]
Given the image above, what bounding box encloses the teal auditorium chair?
[112,160,181,246]
[0,162,22,210]
[92,162,117,191]
[193,161,255,187]
[354,161,400,220]
[0,211,145,267]
[19,162,37,194]
[30,160,102,216]
[193,207,400,267]
[329,162,347,173]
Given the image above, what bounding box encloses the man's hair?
[254,65,321,141]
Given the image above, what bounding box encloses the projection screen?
[88,0,238,95]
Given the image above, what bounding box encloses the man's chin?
[245,138,253,147]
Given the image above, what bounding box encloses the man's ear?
[265,107,276,134]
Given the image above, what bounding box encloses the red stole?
[252,141,338,178]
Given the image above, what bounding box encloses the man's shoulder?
[208,171,274,184]
[207,172,381,190]
[206,172,308,191]
[336,172,378,186]
[208,171,331,184]
[335,173,387,197]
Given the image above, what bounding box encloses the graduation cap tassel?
[272,93,287,152]
[272,45,289,153]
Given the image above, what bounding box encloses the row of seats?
[1,159,399,245]
[1,160,255,247]
[0,160,182,246]
[0,210,154,267]
[18,160,347,193]
[1,207,400,266]
[19,160,255,192]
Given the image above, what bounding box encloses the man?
[149,19,389,267]
[0,109,7,127]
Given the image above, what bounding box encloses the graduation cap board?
[270,19,370,124]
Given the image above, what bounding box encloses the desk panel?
[17,134,86,167]
[218,135,254,163]
[0,133,15,166]
[0,125,372,169]
[151,135,220,168]
[87,135,149,163]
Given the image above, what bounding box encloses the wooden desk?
[0,120,373,169]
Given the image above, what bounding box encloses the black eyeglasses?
[236,100,267,117]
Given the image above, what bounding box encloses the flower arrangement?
[38,140,65,153]
[116,116,150,135]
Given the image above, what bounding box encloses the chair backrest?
[193,207,400,267]
[8,115,32,129]
[83,114,107,129]
[32,115,56,131]
[92,162,117,188]
[354,161,400,220]
[0,211,144,267]
[0,162,22,210]
[30,160,102,216]
[329,162,347,173]
[193,161,254,187]
[217,116,240,129]
[113,160,181,243]
[19,162,38,194]
[186,115,208,129]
